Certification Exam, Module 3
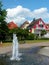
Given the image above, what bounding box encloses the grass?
[19,39,49,44]
[0,39,49,47]
[0,42,12,47]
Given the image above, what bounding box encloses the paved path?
[0,42,49,54]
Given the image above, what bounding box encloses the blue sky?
[2,0,49,10]
[1,0,49,25]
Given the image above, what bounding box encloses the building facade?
[27,18,49,36]
[20,21,30,29]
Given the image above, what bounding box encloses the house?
[20,21,30,29]
[8,21,18,29]
[27,18,48,36]
[46,24,49,32]
[43,24,49,38]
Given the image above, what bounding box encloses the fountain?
[10,33,21,61]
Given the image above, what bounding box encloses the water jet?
[10,33,21,61]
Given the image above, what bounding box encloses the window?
[39,24,43,28]
[39,21,43,24]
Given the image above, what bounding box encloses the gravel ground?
[0,42,49,54]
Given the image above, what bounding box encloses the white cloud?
[33,8,47,15]
[32,8,49,18]
[6,5,49,26]
[6,5,32,25]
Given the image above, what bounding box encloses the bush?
[27,33,35,40]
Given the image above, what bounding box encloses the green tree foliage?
[9,28,29,40]
[27,33,35,40]
[0,1,9,41]
[41,30,47,36]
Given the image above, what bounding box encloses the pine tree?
[0,1,9,42]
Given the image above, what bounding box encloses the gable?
[8,21,18,29]
[28,18,48,30]
[20,21,29,29]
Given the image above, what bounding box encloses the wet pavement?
[0,46,49,65]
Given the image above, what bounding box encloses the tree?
[9,27,29,40]
[0,1,9,42]
[41,30,47,36]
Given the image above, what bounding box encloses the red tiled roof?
[8,21,18,29]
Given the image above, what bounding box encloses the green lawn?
[28,40,49,43]
[0,42,12,47]
[19,39,49,44]
[0,40,49,47]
